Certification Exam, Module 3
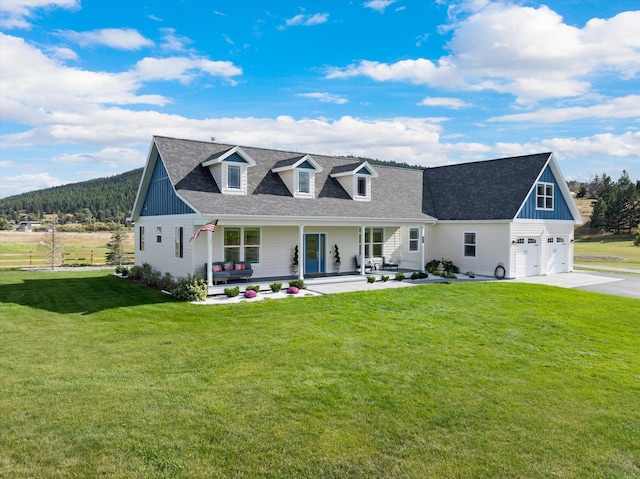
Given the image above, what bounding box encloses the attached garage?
[515,237,539,277]
[545,236,567,274]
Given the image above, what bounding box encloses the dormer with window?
[271,155,323,198]
[330,161,378,201]
[202,146,256,195]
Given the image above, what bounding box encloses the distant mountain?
[0,168,143,224]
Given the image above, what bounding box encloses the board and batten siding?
[517,165,574,221]
[431,222,511,277]
[141,158,195,216]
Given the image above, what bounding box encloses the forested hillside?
[0,168,142,225]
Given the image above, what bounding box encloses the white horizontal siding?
[432,223,511,277]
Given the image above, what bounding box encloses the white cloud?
[58,28,154,50]
[0,0,78,29]
[159,28,193,52]
[133,57,242,84]
[297,92,348,104]
[0,172,65,197]
[52,147,145,168]
[488,95,640,123]
[284,13,329,27]
[0,33,242,126]
[364,1,396,13]
[327,3,640,103]
[418,97,471,109]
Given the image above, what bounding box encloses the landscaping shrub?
[269,282,282,293]
[286,286,299,295]
[367,275,376,284]
[395,272,405,281]
[381,275,389,282]
[411,272,420,280]
[224,286,240,297]
[115,265,129,276]
[289,279,305,289]
[245,285,261,293]
[244,290,258,299]
[127,264,144,281]
[171,274,207,302]
[419,272,429,279]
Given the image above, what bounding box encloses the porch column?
[207,230,213,288]
[298,225,304,280]
[420,225,425,273]
[360,226,366,276]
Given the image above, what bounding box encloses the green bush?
[381,275,389,282]
[411,272,420,280]
[419,272,429,279]
[269,282,282,293]
[171,275,208,302]
[224,286,240,297]
[395,272,405,281]
[367,275,376,284]
[245,285,261,293]
[115,265,129,276]
[289,279,305,289]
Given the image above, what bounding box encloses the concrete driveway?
[514,270,640,300]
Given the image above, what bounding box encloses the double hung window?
[224,227,260,263]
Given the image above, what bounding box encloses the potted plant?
[292,245,299,275]
[334,244,341,272]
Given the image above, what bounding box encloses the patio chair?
[382,256,398,271]
[354,255,374,273]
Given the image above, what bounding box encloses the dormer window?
[272,155,322,198]
[298,170,310,194]
[201,146,256,196]
[330,161,378,201]
[227,164,241,190]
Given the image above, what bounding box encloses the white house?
[130,136,582,285]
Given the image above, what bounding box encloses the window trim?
[223,226,261,264]
[156,225,162,243]
[226,164,242,190]
[359,227,384,258]
[536,182,554,210]
[409,228,420,252]
[175,226,183,259]
[463,231,476,257]
[356,175,369,199]
[139,226,145,251]
[296,169,312,197]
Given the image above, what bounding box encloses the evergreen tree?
[105,231,128,265]
[590,197,606,230]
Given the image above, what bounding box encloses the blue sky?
[1,0,639,198]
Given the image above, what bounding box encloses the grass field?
[574,235,640,270]
[1,270,638,478]
[0,231,134,268]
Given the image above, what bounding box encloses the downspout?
[420,225,426,273]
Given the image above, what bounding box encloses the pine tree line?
[586,171,640,234]
[0,168,143,226]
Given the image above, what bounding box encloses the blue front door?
[305,234,325,274]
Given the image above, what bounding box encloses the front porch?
[207,268,422,296]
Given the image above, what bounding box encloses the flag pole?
[207,230,214,288]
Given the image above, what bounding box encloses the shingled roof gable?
[422,153,552,220]
[152,136,432,221]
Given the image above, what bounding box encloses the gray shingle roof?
[422,153,551,220]
[153,136,433,221]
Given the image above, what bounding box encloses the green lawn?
[574,234,640,271]
[1,270,638,478]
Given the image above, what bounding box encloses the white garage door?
[515,237,539,277]
[546,237,567,274]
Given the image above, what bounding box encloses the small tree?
[105,230,128,266]
[38,219,63,269]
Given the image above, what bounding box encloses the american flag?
[189,220,218,242]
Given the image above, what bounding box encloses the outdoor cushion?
[235,263,245,270]
[213,265,223,272]
[224,261,234,271]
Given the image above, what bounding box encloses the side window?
[409,228,419,252]
[139,226,145,251]
[156,226,162,243]
[464,232,476,257]
[175,226,183,258]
